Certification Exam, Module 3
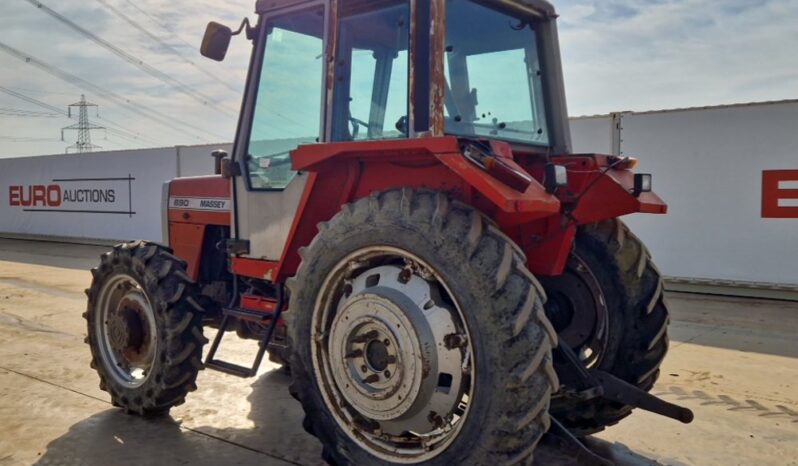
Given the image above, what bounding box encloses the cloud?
[558,0,798,115]
[0,0,796,156]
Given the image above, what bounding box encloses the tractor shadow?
[31,408,279,466]
[189,366,664,466]
[33,367,662,466]
[191,366,665,466]
[32,368,322,466]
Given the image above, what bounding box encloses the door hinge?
[221,158,242,178]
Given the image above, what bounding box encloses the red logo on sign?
[762,170,798,218]
[8,185,62,207]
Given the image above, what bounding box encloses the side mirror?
[201,22,232,62]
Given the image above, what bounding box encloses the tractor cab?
[203,0,570,184]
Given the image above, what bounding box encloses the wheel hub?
[312,249,474,460]
[107,296,153,364]
[329,289,432,424]
[96,274,158,387]
[542,254,608,368]
[365,339,389,372]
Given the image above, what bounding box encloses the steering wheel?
[349,117,369,139]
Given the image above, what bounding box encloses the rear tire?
[545,219,669,434]
[287,189,558,466]
[85,241,208,415]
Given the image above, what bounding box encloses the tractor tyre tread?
[286,189,558,466]
[85,241,206,416]
[551,219,669,435]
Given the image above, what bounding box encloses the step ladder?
[204,286,284,378]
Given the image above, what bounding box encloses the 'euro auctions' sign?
[7,176,135,216]
[0,147,176,242]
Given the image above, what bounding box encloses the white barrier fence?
[0,144,228,243]
[1,148,171,243]
[1,101,796,289]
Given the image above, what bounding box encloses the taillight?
[484,156,534,192]
[462,142,533,192]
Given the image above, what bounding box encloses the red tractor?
[84,0,692,464]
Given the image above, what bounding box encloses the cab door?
[231,3,327,260]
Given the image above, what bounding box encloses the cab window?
[331,0,410,141]
[246,7,325,190]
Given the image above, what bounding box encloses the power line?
[30,1,311,138]
[0,86,64,114]
[113,1,303,135]
[0,85,163,146]
[0,41,223,142]
[121,0,201,50]
[94,0,241,94]
[96,115,161,145]
[0,136,61,142]
[0,107,61,117]
[26,0,238,116]
[0,86,79,97]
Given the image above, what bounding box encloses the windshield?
[444,0,549,146]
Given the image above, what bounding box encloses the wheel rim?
[542,254,609,368]
[95,274,158,388]
[311,247,474,463]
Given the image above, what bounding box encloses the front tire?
[287,190,558,466]
[85,241,208,415]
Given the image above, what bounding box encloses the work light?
[634,173,652,196]
[544,164,568,193]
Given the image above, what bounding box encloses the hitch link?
[555,344,694,424]
[590,370,694,424]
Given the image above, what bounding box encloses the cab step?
[204,285,284,378]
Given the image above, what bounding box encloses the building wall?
[616,102,798,286]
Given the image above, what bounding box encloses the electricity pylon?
[62,94,105,153]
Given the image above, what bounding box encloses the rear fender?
[569,169,666,225]
[291,136,562,224]
[546,155,666,225]
[270,137,561,281]
[518,154,666,276]
[433,152,561,224]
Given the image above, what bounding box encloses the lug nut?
[444,333,468,349]
[427,411,445,429]
[384,370,391,378]
[361,365,368,373]
[345,349,363,359]
[352,330,379,343]
[383,339,390,346]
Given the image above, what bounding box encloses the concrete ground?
[0,238,795,466]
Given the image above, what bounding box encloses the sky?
[0,0,796,157]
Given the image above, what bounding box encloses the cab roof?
[255,0,557,19]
